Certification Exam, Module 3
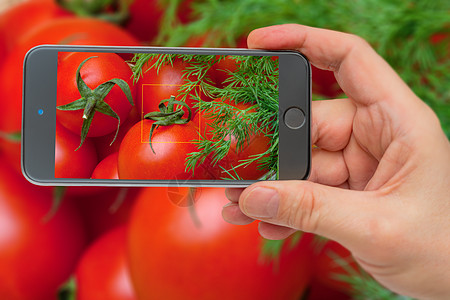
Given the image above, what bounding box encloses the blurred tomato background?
[0,0,448,299]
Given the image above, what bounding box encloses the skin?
[223,24,450,300]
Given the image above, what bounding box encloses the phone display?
[55,52,279,181]
[22,45,310,187]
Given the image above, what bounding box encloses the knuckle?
[278,182,322,232]
[328,157,349,185]
[327,33,372,72]
[347,33,370,48]
[362,216,405,259]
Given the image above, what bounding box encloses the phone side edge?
[22,45,58,186]
[278,51,312,180]
[21,46,42,185]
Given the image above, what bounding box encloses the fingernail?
[242,187,279,218]
[223,202,234,208]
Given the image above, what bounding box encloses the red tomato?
[55,122,98,178]
[0,130,21,172]
[311,65,343,98]
[306,279,351,300]
[125,0,162,42]
[117,119,199,180]
[195,99,272,180]
[75,187,139,243]
[19,17,140,48]
[92,152,120,179]
[312,240,359,293]
[137,58,211,116]
[0,157,85,300]
[185,34,247,48]
[76,226,136,300]
[0,0,71,56]
[57,52,136,137]
[177,0,194,24]
[216,129,271,180]
[430,32,449,56]
[63,186,109,197]
[128,187,312,300]
[0,17,139,173]
[185,34,221,47]
[118,98,271,180]
[184,34,209,47]
[431,33,449,46]
[94,106,141,161]
[236,35,248,48]
[210,56,238,89]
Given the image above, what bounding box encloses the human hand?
[223,24,450,299]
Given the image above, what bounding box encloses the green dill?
[157,0,450,138]
[326,251,413,300]
[185,56,279,179]
[133,53,279,179]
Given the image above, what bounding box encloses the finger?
[311,99,355,151]
[222,202,255,225]
[309,148,349,186]
[237,181,383,251]
[248,24,418,107]
[258,222,297,240]
[343,134,379,190]
[225,188,244,203]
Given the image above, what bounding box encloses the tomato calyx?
[57,56,134,150]
[143,95,192,154]
[0,130,21,142]
[44,186,67,222]
[57,0,129,25]
[57,276,76,300]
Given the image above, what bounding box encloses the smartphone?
[22,45,310,187]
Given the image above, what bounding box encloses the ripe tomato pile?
[0,1,359,299]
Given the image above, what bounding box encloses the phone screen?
[55,52,279,181]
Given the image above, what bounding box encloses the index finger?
[247,24,417,107]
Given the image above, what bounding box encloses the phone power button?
[284,107,306,129]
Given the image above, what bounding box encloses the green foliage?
[158,0,450,137]
[259,231,303,264]
[327,251,414,300]
[185,55,279,179]
[58,276,76,300]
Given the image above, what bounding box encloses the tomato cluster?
[128,187,313,300]
[0,156,359,299]
[54,53,273,181]
[0,1,360,299]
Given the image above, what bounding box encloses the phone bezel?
[22,45,311,187]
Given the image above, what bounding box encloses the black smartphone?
[22,45,310,187]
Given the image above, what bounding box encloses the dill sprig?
[132,53,279,179]
[186,56,279,179]
[176,55,219,103]
[131,53,180,82]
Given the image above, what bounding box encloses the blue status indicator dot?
[38,109,44,115]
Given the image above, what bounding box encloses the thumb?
[238,181,381,249]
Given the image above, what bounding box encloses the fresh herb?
[132,53,279,178]
[157,0,450,138]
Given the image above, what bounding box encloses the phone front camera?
[38,109,44,116]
